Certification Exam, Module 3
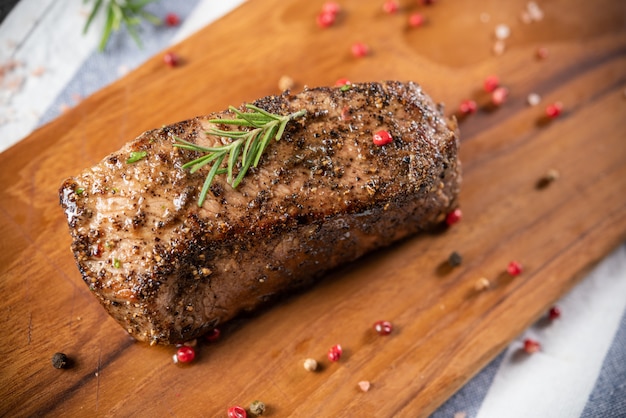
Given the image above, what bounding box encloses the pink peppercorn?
[175,346,196,363]
[165,13,180,27]
[445,208,462,226]
[372,130,393,146]
[351,42,369,58]
[374,320,393,335]
[507,261,523,277]
[545,102,563,118]
[536,47,549,59]
[163,51,179,67]
[205,328,221,342]
[335,77,351,87]
[548,306,561,320]
[383,0,399,14]
[523,338,541,353]
[459,99,478,115]
[328,344,343,362]
[491,86,509,106]
[340,106,352,120]
[227,406,247,418]
[316,11,336,28]
[483,75,500,92]
[322,1,341,15]
[409,13,425,27]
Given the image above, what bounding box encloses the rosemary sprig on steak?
[174,104,306,207]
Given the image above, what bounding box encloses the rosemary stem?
[174,106,306,206]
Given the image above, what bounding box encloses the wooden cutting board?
[1,0,625,416]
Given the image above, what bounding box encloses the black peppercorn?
[51,352,70,369]
[448,251,463,267]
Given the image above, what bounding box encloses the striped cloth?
[1,1,624,416]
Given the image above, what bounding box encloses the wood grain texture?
[1,0,625,416]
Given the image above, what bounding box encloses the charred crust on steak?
[59,81,461,345]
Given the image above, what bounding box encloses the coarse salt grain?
[527,1,544,21]
[494,24,510,40]
[358,381,371,392]
[31,66,45,77]
[493,40,506,56]
[475,277,490,291]
[527,93,541,106]
[117,65,129,77]
[278,75,295,91]
[303,358,318,371]
[545,168,560,181]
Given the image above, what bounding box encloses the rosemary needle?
[83,0,162,51]
[174,104,306,207]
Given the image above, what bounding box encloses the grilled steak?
[59,81,461,345]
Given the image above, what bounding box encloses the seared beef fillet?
[59,81,461,345]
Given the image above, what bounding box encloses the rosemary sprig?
[174,104,306,207]
[83,0,162,51]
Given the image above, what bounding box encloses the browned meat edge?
[59,81,461,345]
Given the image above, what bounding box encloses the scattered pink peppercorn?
[545,102,563,118]
[445,208,462,226]
[507,260,523,277]
[536,46,549,59]
[374,320,393,335]
[351,42,369,58]
[420,0,436,5]
[372,130,393,146]
[549,306,561,320]
[383,0,399,14]
[227,406,247,418]
[165,12,180,27]
[523,338,541,353]
[483,75,500,93]
[408,13,425,27]
[92,242,104,257]
[328,344,343,362]
[340,105,352,120]
[322,1,341,15]
[335,77,351,87]
[163,51,179,67]
[175,345,196,363]
[205,328,221,342]
[316,11,336,28]
[459,99,478,115]
[491,86,509,106]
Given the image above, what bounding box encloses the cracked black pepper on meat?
[59,81,461,345]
